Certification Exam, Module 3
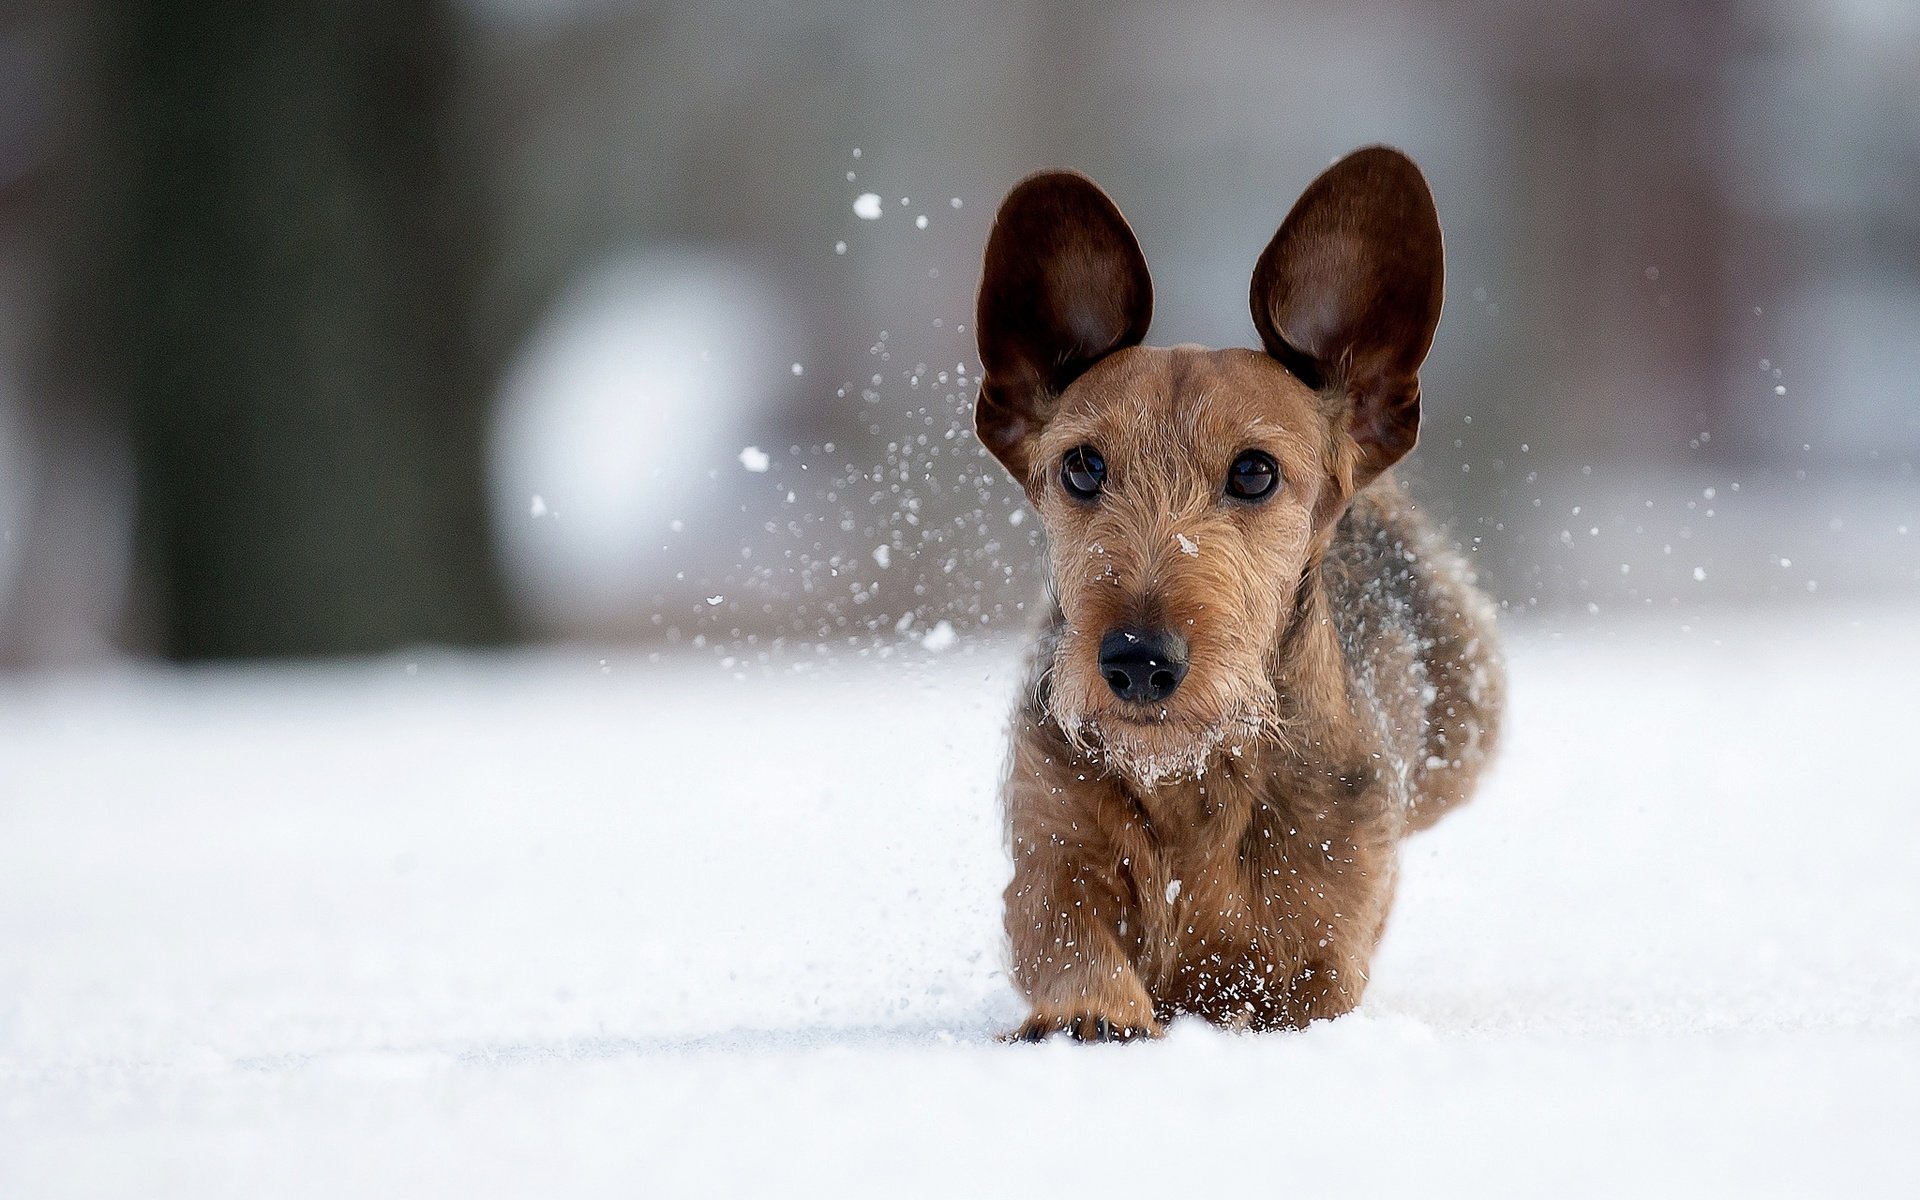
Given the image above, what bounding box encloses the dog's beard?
[1050,693,1270,790]
[1037,618,1286,790]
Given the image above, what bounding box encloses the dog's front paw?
[1010,1011,1161,1043]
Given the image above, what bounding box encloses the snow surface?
[3,606,1918,1196]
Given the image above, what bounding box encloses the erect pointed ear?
[1251,146,1444,489]
[975,170,1152,481]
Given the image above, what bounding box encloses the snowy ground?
[3,604,1918,1197]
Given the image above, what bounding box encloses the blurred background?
[1,0,1915,670]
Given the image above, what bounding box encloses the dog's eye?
[1061,445,1106,499]
[1226,450,1280,501]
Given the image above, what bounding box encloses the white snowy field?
[3,605,1918,1197]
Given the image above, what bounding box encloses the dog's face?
[974,147,1445,784]
[1021,346,1331,782]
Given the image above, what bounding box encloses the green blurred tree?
[118,0,511,659]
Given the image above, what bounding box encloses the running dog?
[974,146,1505,1040]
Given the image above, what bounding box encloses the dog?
[973,146,1505,1040]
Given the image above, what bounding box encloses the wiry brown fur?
[977,149,1505,1040]
[998,349,1504,1039]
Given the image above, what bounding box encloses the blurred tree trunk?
[118,0,511,659]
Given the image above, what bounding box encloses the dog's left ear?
[1251,146,1443,488]
[975,170,1153,481]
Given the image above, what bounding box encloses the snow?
[852,192,882,219]
[737,445,770,473]
[3,605,1918,1196]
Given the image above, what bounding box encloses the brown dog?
[974,147,1505,1041]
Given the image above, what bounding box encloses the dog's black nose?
[1098,627,1189,705]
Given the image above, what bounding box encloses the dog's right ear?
[975,171,1152,481]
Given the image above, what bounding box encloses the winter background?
[3,1,1918,1195]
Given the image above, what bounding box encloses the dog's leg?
[1228,809,1400,1031]
[1001,734,1160,1042]
[1273,952,1370,1027]
[1004,849,1159,1042]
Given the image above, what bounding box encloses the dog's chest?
[1112,760,1397,1013]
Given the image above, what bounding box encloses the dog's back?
[1324,476,1505,832]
